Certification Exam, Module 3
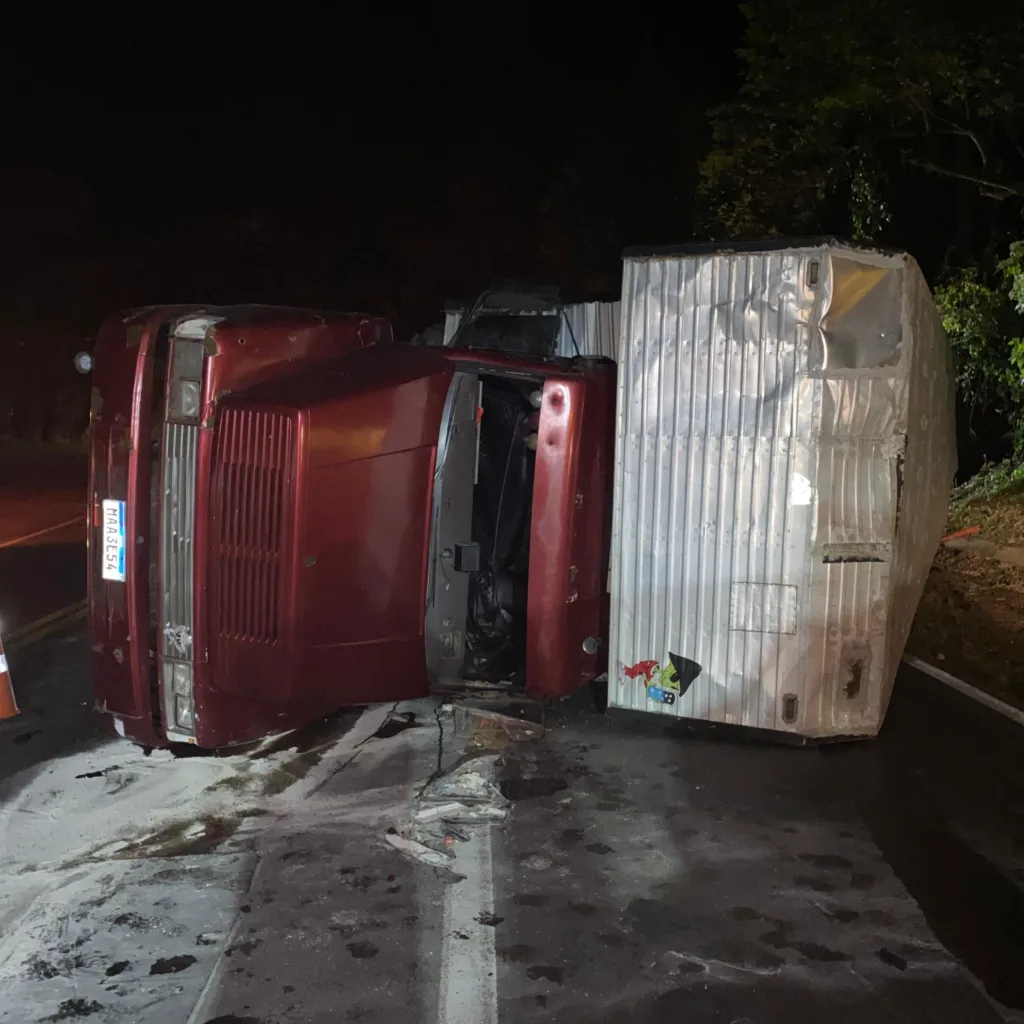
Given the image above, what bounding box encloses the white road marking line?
[904,656,1024,728]
[0,517,83,550]
[184,853,264,1024]
[438,825,499,1024]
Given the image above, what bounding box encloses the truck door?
[285,348,455,709]
[192,347,456,749]
[526,367,616,697]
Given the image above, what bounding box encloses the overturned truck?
[84,241,955,749]
[86,292,616,749]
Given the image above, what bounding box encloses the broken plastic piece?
[417,754,511,830]
[413,801,471,824]
[941,526,980,543]
[385,832,454,869]
[452,701,544,742]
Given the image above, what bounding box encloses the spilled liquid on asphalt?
[831,679,1024,1010]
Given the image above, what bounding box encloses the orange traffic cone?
[0,637,20,722]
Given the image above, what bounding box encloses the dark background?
[0,21,738,324]
[0,18,742,441]
[0,11,995,454]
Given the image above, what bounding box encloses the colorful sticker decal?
[620,660,659,683]
[646,686,675,706]
[619,652,703,707]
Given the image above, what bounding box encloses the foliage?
[949,459,1024,516]
[935,245,1024,449]
[702,0,1024,458]
[699,0,1024,240]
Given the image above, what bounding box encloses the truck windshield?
[451,314,560,358]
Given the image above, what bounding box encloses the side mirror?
[73,352,93,375]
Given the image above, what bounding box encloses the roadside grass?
[907,458,1024,708]
[950,460,1024,519]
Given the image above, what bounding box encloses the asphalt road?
[0,443,1020,1021]
[487,669,1024,1022]
[1,632,1022,1024]
[0,444,86,642]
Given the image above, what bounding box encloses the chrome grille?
[211,408,293,645]
[159,421,198,660]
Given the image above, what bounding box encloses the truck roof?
[622,237,907,260]
[116,304,388,334]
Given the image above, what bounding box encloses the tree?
[936,246,1024,451]
[699,0,1024,243]
[701,0,1024,456]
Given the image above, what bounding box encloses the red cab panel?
[192,345,453,745]
[88,305,395,748]
[526,367,617,697]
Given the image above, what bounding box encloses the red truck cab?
[88,306,393,747]
[87,296,615,749]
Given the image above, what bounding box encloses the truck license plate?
[101,499,127,582]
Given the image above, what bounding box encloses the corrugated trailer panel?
[608,240,955,740]
[883,261,958,702]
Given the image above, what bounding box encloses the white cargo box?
[608,240,956,739]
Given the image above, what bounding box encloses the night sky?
[0,17,741,345]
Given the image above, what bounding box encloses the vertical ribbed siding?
[883,259,958,699]
[804,556,890,730]
[211,408,293,645]
[610,249,818,729]
[609,243,954,738]
[556,301,621,360]
[160,422,198,656]
[809,384,902,733]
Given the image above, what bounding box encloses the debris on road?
[412,800,470,824]
[384,832,455,871]
[451,700,545,746]
[385,753,511,877]
[421,754,510,812]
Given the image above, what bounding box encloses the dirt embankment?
[907,481,1024,708]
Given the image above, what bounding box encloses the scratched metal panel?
[609,247,819,732]
[730,582,799,635]
[442,302,620,360]
[608,242,955,739]
[882,257,957,701]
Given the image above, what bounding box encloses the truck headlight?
[175,698,194,729]
[169,379,201,421]
[171,663,192,697]
[162,660,195,738]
